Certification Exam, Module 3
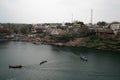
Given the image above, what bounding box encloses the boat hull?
[9,65,22,69]
[80,55,88,61]
[40,60,47,65]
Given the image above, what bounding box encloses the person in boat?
[40,60,47,65]
[9,65,22,69]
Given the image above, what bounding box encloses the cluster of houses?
[0,22,120,41]
[31,23,66,35]
[93,22,120,40]
[31,22,120,40]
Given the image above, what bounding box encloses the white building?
[109,22,120,35]
[51,28,59,36]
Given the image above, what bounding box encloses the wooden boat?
[9,65,22,69]
[40,60,47,65]
[80,55,88,61]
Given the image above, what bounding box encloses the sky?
[0,0,120,23]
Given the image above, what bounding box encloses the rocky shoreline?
[1,35,119,51]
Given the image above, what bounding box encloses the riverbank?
[1,34,120,51]
[86,36,120,51]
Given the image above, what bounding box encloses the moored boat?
[80,55,88,61]
[40,60,47,65]
[9,65,22,69]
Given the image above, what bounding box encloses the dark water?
[0,41,120,80]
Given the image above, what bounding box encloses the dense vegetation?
[87,35,120,50]
[0,23,32,34]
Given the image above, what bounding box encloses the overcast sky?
[0,0,120,23]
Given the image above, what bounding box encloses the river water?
[0,41,120,80]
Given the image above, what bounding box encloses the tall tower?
[90,9,93,27]
[71,13,73,23]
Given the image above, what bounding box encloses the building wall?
[110,23,120,35]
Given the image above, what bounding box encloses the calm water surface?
[0,41,120,80]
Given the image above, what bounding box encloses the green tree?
[65,22,73,26]
[97,21,107,27]
[20,26,28,34]
[75,21,84,25]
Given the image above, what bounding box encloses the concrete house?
[51,28,59,36]
[31,24,42,33]
[109,22,120,35]
[96,28,114,39]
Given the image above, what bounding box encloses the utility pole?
[71,13,73,23]
[90,9,93,27]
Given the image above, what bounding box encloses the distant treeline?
[0,23,32,34]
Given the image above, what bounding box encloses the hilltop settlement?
[0,21,120,51]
